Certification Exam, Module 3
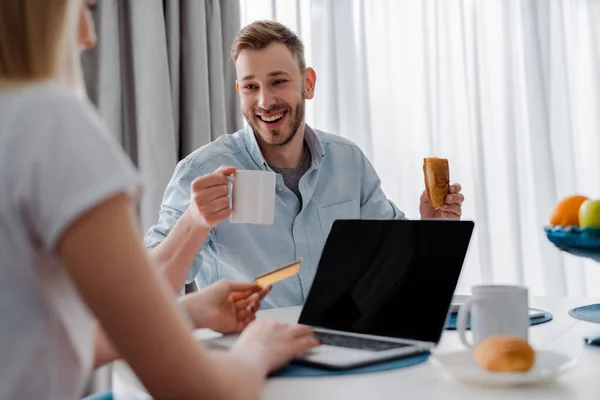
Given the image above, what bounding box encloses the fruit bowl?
[545,226,600,346]
[544,226,600,262]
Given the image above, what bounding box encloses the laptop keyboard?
[314,331,411,352]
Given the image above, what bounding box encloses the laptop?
[206,219,475,370]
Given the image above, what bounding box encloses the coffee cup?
[457,284,529,349]
[229,170,276,224]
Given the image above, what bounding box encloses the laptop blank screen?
[298,219,474,344]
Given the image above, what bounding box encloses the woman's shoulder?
[3,81,107,142]
[8,82,96,119]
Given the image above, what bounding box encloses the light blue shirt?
[144,125,406,308]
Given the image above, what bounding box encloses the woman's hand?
[181,280,270,333]
[231,319,320,374]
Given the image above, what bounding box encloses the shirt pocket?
[317,200,360,241]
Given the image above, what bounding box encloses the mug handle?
[457,296,479,349]
[227,175,235,211]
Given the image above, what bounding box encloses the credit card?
[255,260,301,286]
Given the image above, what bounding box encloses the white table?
[113,296,600,399]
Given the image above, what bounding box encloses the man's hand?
[189,166,236,228]
[420,183,464,219]
[180,280,271,334]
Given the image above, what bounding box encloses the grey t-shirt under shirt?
[270,143,312,203]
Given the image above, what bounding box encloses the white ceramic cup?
[229,170,276,224]
[457,285,529,349]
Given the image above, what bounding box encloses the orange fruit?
[549,195,589,227]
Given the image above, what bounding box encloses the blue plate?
[544,226,600,262]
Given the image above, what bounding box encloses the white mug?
[229,170,276,224]
[457,285,529,349]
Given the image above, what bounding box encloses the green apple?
[579,199,600,228]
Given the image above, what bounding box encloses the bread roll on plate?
[423,157,450,210]
[474,335,536,373]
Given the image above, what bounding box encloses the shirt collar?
[242,123,325,171]
[242,124,270,171]
[304,125,324,169]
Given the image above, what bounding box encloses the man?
[145,20,464,309]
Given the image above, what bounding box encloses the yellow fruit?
[550,195,589,227]
[579,199,600,229]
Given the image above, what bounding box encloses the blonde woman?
[0,1,319,399]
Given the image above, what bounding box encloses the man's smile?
[256,110,288,129]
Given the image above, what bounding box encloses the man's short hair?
[231,20,306,72]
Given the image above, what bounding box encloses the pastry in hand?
[474,335,536,373]
[423,157,450,210]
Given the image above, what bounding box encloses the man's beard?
[245,96,305,147]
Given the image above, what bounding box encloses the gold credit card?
[255,260,301,286]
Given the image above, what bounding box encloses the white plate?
[431,349,577,387]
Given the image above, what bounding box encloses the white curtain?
[239,0,600,297]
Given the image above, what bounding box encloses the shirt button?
[295,217,300,222]
[277,186,284,192]
[300,256,305,262]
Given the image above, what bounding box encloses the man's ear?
[235,81,241,94]
[304,67,317,100]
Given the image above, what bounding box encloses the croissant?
[474,335,536,373]
[423,157,449,210]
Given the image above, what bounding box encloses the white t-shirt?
[0,82,142,399]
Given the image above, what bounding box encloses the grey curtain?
[80,0,241,395]
[81,0,242,232]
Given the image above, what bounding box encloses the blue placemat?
[83,390,113,400]
[446,308,553,330]
[270,352,430,378]
[569,303,600,324]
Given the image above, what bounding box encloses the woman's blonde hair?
[0,0,85,94]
